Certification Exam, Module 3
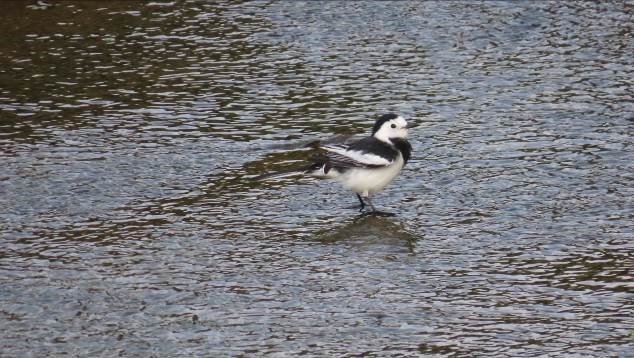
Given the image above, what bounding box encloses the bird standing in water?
[257,113,414,212]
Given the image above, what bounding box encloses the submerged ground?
[1,1,632,356]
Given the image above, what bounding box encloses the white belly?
[337,154,405,197]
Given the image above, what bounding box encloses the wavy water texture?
[0,1,632,356]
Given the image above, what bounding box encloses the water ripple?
[1,1,632,356]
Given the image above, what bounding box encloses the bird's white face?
[373,115,409,143]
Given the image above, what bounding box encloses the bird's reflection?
[314,213,420,254]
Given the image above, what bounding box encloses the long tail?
[253,164,319,181]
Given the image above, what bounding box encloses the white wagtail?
[256,113,414,211]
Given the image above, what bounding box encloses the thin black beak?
[406,123,417,129]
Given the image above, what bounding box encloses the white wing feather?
[323,146,393,166]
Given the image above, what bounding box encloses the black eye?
[391,123,396,129]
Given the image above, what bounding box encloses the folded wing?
[323,145,394,168]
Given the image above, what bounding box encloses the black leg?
[356,194,365,211]
[365,196,377,211]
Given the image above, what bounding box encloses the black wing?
[321,137,399,169]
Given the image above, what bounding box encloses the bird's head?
[371,113,414,143]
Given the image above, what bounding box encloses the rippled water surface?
[1,1,633,356]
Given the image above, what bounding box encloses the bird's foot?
[360,210,396,217]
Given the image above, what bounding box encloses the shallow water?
[1,1,633,356]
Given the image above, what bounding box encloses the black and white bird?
[257,113,414,211]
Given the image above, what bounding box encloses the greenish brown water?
[1,1,633,356]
